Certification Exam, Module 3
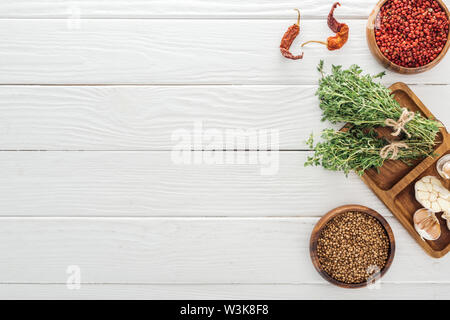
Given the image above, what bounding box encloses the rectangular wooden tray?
[360,82,450,258]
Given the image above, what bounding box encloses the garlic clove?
[416,181,428,191]
[439,188,450,200]
[443,162,450,179]
[438,198,450,212]
[435,185,449,198]
[413,208,441,241]
[431,202,441,212]
[437,155,450,180]
[422,200,432,210]
[429,192,438,201]
[430,176,441,185]
[442,212,450,231]
[417,190,429,200]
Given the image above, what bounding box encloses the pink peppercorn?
[375,0,449,67]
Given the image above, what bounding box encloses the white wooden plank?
[1,283,450,300]
[0,85,448,151]
[0,217,447,284]
[0,151,394,217]
[0,0,385,19]
[1,19,449,85]
[2,0,449,19]
[0,85,323,150]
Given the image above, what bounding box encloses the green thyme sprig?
[316,62,440,146]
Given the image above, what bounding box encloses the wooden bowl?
[367,0,450,74]
[310,205,396,289]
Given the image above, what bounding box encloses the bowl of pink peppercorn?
[367,0,450,74]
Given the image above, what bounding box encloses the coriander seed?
[316,211,390,284]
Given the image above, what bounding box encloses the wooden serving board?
[360,82,450,258]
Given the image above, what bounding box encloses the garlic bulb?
[415,176,450,214]
[437,154,450,180]
[413,208,441,241]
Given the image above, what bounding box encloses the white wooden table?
[1,0,449,299]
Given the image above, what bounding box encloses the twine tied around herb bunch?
[379,141,409,160]
[384,108,415,138]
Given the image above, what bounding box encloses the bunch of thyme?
[306,61,440,175]
[305,128,435,176]
[316,61,440,146]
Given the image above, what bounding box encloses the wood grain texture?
[0,0,385,19]
[0,151,393,217]
[0,85,325,150]
[0,85,448,151]
[1,19,449,85]
[0,217,448,284]
[2,283,450,300]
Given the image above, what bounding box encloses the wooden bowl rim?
[309,204,396,289]
[367,0,450,74]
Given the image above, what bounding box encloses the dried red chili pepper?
[301,2,349,51]
[327,2,344,33]
[280,9,304,60]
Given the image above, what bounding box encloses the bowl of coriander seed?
[310,205,395,288]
